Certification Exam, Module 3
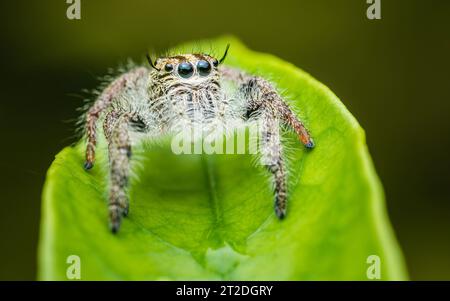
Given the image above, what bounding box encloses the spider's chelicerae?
[83,45,315,233]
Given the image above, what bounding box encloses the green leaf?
[38,36,407,280]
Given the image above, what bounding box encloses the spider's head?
[146,44,230,83]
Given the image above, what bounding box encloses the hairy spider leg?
[84,67,148,170]
[222,67,314,218]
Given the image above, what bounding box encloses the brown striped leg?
[235,73,315,219]
[104,112,132,233]
[260,109,288,219]
[278,101,315,149]
[221,66,314,149]
[84,67,148,170]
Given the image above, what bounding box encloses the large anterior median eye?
[177,62,194,78]
[197,60,211,76]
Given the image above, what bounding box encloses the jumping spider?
[84,44,314,233]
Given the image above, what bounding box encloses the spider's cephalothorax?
[84,45,314,233]
[147,53,226,130]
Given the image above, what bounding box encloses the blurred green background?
[0,0,449,280]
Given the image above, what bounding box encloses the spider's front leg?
[84,67,148,170]
[103,111,133,233]
[259,109,289,218]
[222,67,314,148]
[223,67,314,218]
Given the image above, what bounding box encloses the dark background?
[0,0,449,280]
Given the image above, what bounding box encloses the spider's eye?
[164,63,173,72]
[177,62,194,78]
[212,59,219,67]
[197,60,211,76]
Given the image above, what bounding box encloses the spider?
[83,44,315,233]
